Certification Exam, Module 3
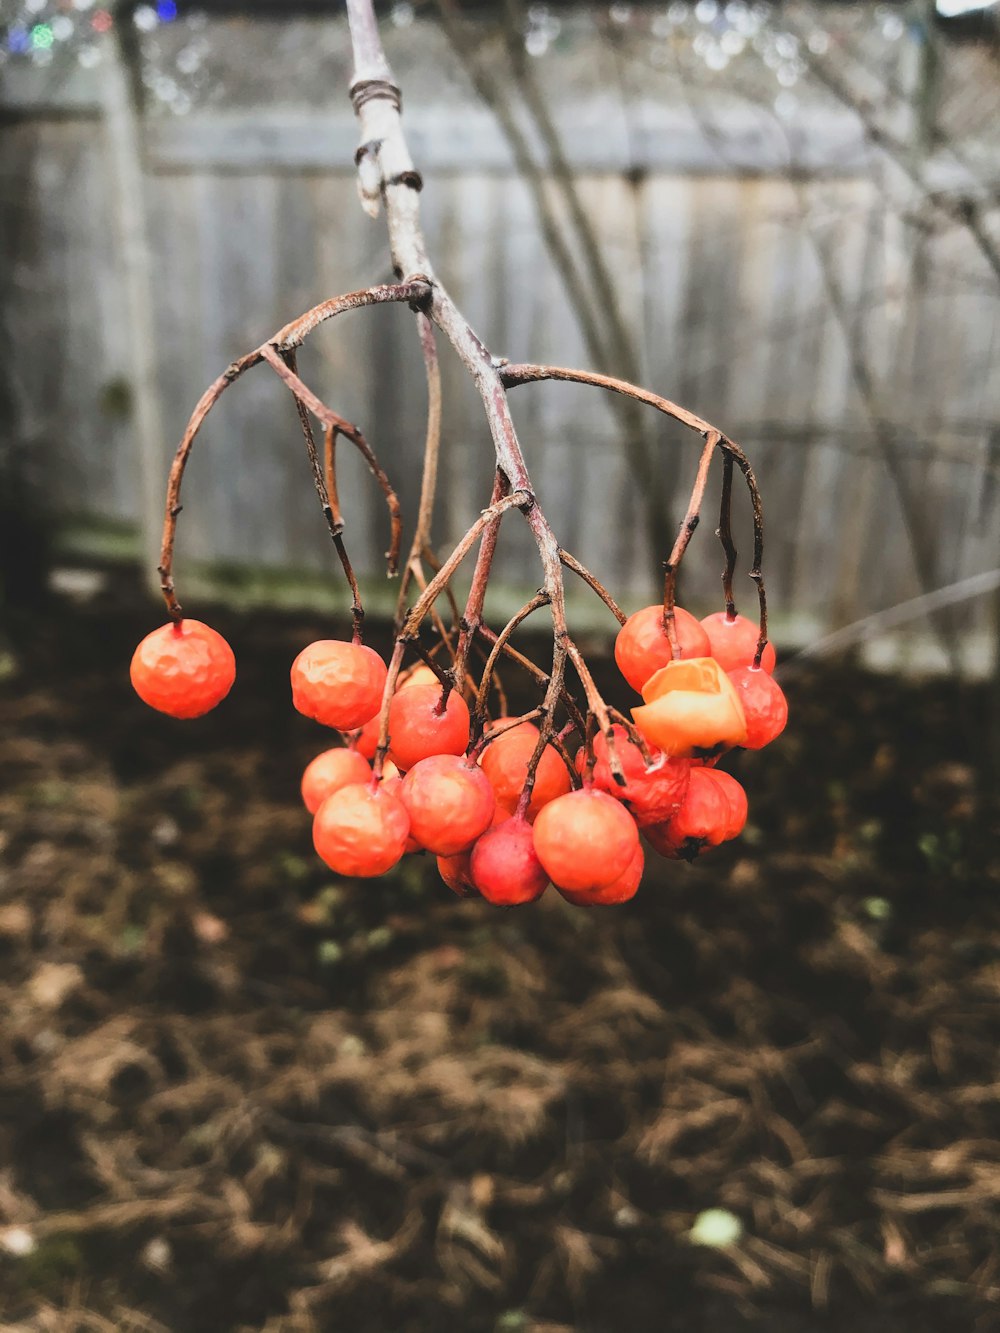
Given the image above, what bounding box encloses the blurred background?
[1,1,999,1330]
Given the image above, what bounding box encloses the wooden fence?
[2,15,999,671]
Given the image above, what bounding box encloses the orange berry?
[387,684,470,772]
[300,747,372,815]
[632,656,747,757]
[398,664,441,690]
[437,849,478,897]
[471,815,548,906]
[559,842,643,906]
[700,612,776,674]
[291,640,387,731]
[399,754,496,855]
[614,604,711,692]
[480,721,572,818]
[378,773,421,852]
[532,788,639,892]
[580,725,690,826]
[312,781,409,877]
[727,665,788,749]
[130,619,236,719]
[353,714,380,760]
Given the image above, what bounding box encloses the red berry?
[291,640,387,731]
[387,684,470,772]
[312,781,409,877]
[130,619,235,719]
[559,842,644,906]
[532,788,639,892]
[614,604,712,692]
[399,754,496,855]
[471,815,548,905]
[700,612,776,674]
[704,768,748,840]
[436,805,510,897]
[480,721,572,819]
[580,725,690,826]
[349,666,442,759]
[727,665,788,749]
[644,765,741,860]
[300,747,372,815]
[632,657,747,757]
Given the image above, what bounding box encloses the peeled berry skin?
[559,842,644,906]
[291,640,387,731]
[615,604,712,692]
[312,781,410,877]
[471,816,548,906]
[130,619,235,719]
[581,725,690,826]
[632,657,747,757]
[532,788,639,892]
[480,721,572,818]
[300,747,372,815]
[727,665,788,749]
[700,612,776,674]
[388,685,470,772]
[400,754,496,855]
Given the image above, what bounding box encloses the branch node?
[389,170,423,192]
[350,78,401,113]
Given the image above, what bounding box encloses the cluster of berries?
[130,601,786,907]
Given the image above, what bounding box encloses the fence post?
[102,6,166,595]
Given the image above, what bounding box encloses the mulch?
[0,580,998,1332]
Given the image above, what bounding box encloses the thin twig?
[395,312,443,629]
[718,450,737,618]
[157,281,426,619]
[558,549,627,625]
[501,361,769,660]
[260,342,403,575]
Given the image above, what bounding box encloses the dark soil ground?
[1,577,998,1333]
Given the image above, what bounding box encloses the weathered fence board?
[2,26,999,666]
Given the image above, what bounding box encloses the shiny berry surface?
[582,725,690,826]
[700,611,776,674]
[703,768,748,840]
[387,684,470,772]
[437,849,478,897]
[312,781,410,877]
[400,754,496,855]
[291,640,387,731]
[480,721,572,818]
[532,788,639,892]
[559,842,644,906]
[471,816,549,906]
[727,665,788,749]
[300,747,372,815]
[614,604,712,693]
[130,619,236,719]
[644,765,733,860]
